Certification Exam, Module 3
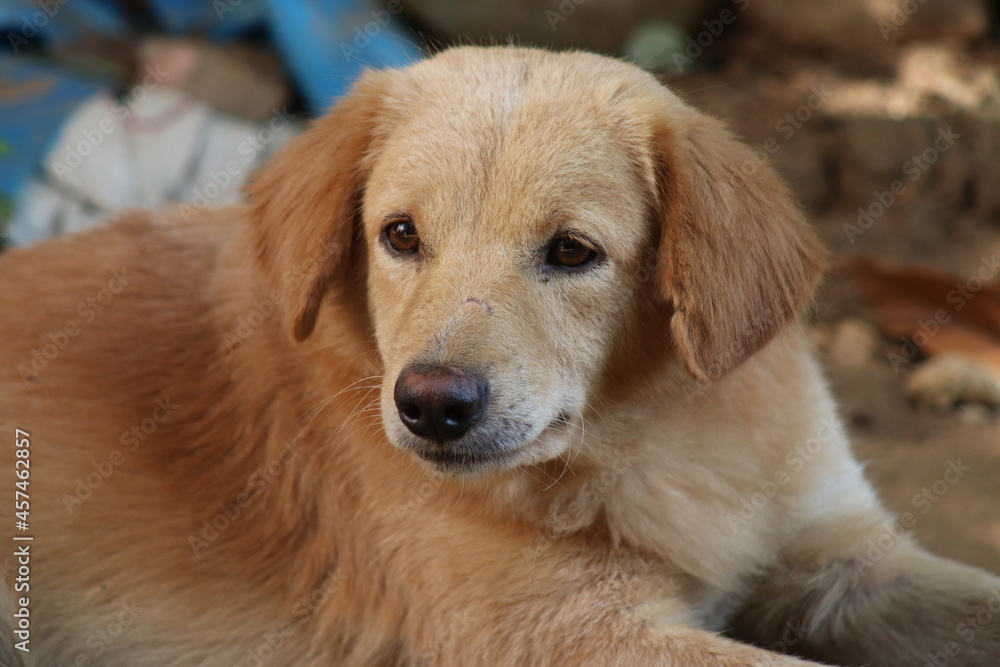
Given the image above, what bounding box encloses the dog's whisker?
[543,459,570,492]
[320,412,387,454]
[316,386,383,448]
[340,399,384,434]
[518,466,549,487]
[568,416,590,472]
[333,409,388,445]
[531,462,557,486]
[557,413,595,491]
[541,410,593,491]
[294,376,383,424]
[323,419,382,454]
[334,386,381,425]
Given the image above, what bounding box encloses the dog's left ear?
[246,70,390,342]
[653,109,828,382]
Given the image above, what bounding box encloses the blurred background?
[1,0,999,571]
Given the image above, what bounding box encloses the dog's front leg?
[416,603,824,666]
[730,518,1000,666]
[398,550,822,666]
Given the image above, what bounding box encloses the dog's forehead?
[365,50,656,234]
[385,49,650,150]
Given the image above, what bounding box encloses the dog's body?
[1,47,998,666]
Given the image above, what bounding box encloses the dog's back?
[0,210,247,662]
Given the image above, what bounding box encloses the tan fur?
[1,47,998,666]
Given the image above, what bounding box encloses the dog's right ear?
[246,71,389,342]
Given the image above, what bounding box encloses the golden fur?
[1,47,998,666]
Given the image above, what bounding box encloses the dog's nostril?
[393,365,487,443]
[443,404,474,426]
[399,402,422,421]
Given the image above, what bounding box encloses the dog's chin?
[411,447,517,476]
[394,417,573,477]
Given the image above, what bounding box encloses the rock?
[828,318,879,370]
[870,0,988,45]
[955,403,995,424]
[744,0,988,58]
[904,353,1000,411]
[743,0,887,56]
[834,116,931,214]
[771,129,834,212]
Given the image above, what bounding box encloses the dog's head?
[248,47,826,475]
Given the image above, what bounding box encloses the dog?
[2,46,998,666]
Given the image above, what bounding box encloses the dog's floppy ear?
[246,71,389,342]
[653,110,827,382]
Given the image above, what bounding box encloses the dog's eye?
[383,219,420,255]
[545,234,599,270]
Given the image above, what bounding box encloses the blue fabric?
[265,0,422,111]
[0,57,103,223]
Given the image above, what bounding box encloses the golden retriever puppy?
[1,46,998,667]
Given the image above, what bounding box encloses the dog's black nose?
[394,365,486,442]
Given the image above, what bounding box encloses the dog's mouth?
[414,447,514,474]
[407,413,572,475]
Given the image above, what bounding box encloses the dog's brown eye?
[545,235,598,269]
[384,220,420,254]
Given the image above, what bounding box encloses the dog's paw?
[904,353,1000,411]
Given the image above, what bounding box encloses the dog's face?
[361,57,658,473]
[249,47,826,475]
